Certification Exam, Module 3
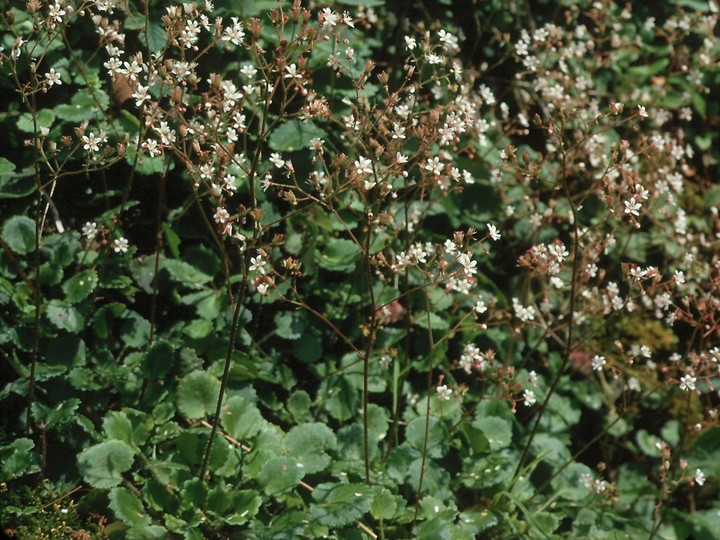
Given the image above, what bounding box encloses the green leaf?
[54,90,107,122]
[284,423,336,474]
[636,429,662,457]
[0,167,35,199]
[46,300,85,333]
[225,491,262,525]
[472,416,512,451]
[0,157,15,175]
[17,109,55,133]
[406,416,448,458]
[120,312,151,347]
[62,269,98,304]
[78,440,136,488]
[181,478,208,508]
[310,483,374,527]
[109,487,151,528]
[269,119,326,152]
[287,390,311,420]
[46,334,86,369]
[0,438,41,480]
[275,311,304,340]
[256,456,304,495]
[221,395,263,441]
[142,340,174,378]
[316,238,360,273]
[177,371,221,419]
[163,258,214,288]
[371,488,397,520]
[2,216,35,254]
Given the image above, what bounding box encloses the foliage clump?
[1,0,720,538]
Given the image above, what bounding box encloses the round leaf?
[473,417,512,451]
[284,422,337,474]
[109,487,150,528]
[221,395,263,441]
[256,456,304,495]
[77,440,135,488]
[2,216,35,255]
[177,371,221,419]
[406,416,448,458]
[46,300,85,333]
[62,269,98,304]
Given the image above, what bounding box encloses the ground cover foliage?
[1,0,720,537]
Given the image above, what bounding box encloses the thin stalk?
[199,272,248,479]
[515,130,579,478]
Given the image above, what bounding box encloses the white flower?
[592,355,606,371]
[82,221,98,239]
[284,63,302,80]
[679,374,697,392]
[694,468,705,486]
[249,253,267,275]
[45,68,62,87]
[638,105,648,118]
[270,152,285,168]
[624,197,642,216]
[424,157,443,176]
[474,299,487,314]
[112,237,129,254]
[222,17,245,45]
[523,389,536,407]
[354,156,373,176]
[458,252,477,275]
[257,282,269,295]
[404,36,417,50]
[320,8,338,29]
[436,384,452,401]
[82,132,106,153]
[487,224,501,241]
[213,207,229,224]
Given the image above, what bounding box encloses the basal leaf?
[221,395,263,441]
[310,483,374,528]
[406,416,448,458]
[0,157,15,175]
[269,119,326,152]
[62,269,98,304]
[46,300,85,333]
[256,456,304,495]
[109,486,151,528]
[284,422,336,474]
[2,216,35,254]
[472,416,512,451]
[177,371,221,419]
[77,440,136,488]
[0,438,41,480]
[316,238,360,273]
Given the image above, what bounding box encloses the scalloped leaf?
[269,119,326,152]
[473,416,512,451]
[221,395,263,441]
[62,269,98,304]
[406,416,448,458]
[2,216,35,254]
[256,456,304,495]
[315,238,360,273]
[177,371,221,419]
[284,423,336,474]
[109,486,150,528]
[310,483,374,528]
[78,440,135,488]
[46,300,85,333]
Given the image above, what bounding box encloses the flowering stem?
[199,271,248,479]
